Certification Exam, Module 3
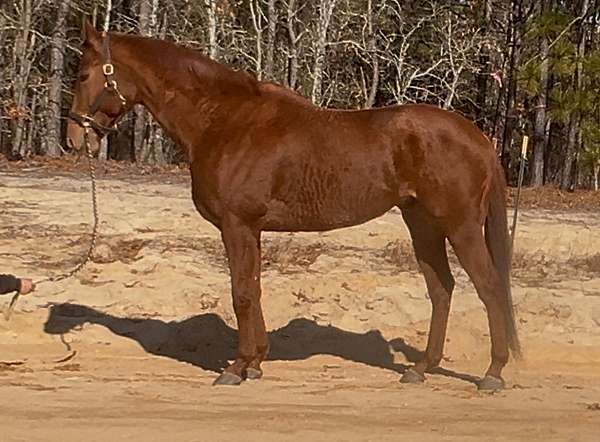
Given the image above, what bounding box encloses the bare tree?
[364,0,379,108]
[205,0,218,59]
[149,0,165,165]
[1,0,598,189]
[134,0,152,163]
[46,0,70,157]
[311,0,337,105]
[561,0,590,190]
[249,0,265,80]
[0,13,6,151]
[285,0,302,89]
[103,0,112,32]
[531,0,551,187]
[499,0,524,173]
[10,0,35,157]
[133,0,165,164]
[265,0,278,80]
[381,13,442,104]
[438,10,481,110]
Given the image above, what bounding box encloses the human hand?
[19,278,35,295]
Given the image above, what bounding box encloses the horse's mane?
[114,33,260,97]
[113,33,320,107]
[258,82,313,106]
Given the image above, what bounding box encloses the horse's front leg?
[247,294,269,380]
[213,213,264,386]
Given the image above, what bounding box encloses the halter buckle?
[102,63,114,76]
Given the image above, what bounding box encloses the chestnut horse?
[67,21,519,389]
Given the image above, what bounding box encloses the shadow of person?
[43,303,478,385]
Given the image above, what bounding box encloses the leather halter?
[68,33,127,136]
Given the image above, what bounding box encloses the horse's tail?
[485,162,521,358]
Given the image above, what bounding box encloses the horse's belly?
[263,191,397,232]
[260,147,406,231]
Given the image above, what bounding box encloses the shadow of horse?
[43,303,479,385]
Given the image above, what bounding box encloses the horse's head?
[67,20,137,155]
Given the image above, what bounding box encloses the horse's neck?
[138,82,212,155]
[123,40,257,156]
[130,66,210,153]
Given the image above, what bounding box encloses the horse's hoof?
[400,368,426,384]
[213,372,243,386]
[246,367,263,380]
[478,375,505,391]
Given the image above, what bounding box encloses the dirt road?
[1,169,599,441]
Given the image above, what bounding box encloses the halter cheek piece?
[68,33,127,136]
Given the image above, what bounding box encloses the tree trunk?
[286,0,299,89]
[134,0,152,163]
[46,0,70,157]
[134,0,165,164]
[561,120,578,190]
[24,89,38,157]
[311,0,337,105]
[0,12,5,154]
[205,0,218,59]
[474,0,492,129]
[152,7,167,165]
[250,0,263,80]
[10,0,33,157]
[561,0,589,190]
[365,0,379,108]
[593,164,599,191]
[103,0,112,32]
[500,0,523,177]
[531,1,550,187]
[265,0,278,81]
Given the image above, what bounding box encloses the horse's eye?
[79,73,90,82]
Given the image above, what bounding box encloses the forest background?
[1,0,599,190]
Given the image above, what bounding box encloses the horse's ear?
[82,18,101,51]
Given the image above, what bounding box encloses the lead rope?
[4,128,100,320]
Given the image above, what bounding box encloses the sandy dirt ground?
[1,169,599,441]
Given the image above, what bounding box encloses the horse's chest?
[190,175,223,228]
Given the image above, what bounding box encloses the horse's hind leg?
[448,223,510,390]
[400,204,455,384]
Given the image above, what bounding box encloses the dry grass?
[377,240,420,273]
[148,236,327,273]
[507,185,600,211]
[567,253,600,274]
[91,238,148,264]
[5,212,598,285]
[263,240,326,273]
[377,239,600,285]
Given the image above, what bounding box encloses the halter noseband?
[68,33,127,136]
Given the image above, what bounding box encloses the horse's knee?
[232,293,253,314]
[429,277,454,307]
[475,279,503,305]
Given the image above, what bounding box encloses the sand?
[1,169,599,441]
